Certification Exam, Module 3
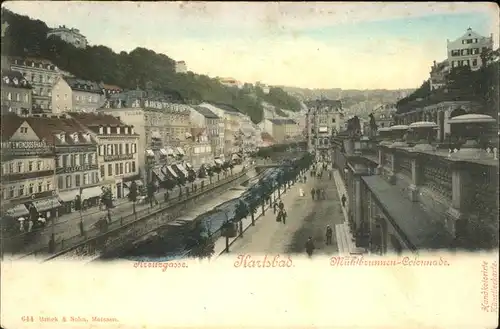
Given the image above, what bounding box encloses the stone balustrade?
[332,115,498,252]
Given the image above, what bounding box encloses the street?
[227,169,345,255]
[4,164,246,256]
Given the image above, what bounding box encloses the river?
[118,167,282,261]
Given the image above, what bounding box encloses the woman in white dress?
[299,188,305,197]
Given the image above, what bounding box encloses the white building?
[447,27,494,71]
[175,61,187,74]
[47,25,88,49]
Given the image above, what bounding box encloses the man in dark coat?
[305,237,315,257]
[341,194,347,207]
[326,225,333,245]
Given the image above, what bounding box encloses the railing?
[5,167,253,259]
[421,157,452,202]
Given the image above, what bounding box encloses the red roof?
[0,113,24,139]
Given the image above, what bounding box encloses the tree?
[100,187,113,223]
[128,181,138,219]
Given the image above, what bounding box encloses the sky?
[3,2,499,90]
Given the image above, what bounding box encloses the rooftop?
[269,118,297,125]
[25,115,96,145]
[68,112,126,127]
[65,78,103,94]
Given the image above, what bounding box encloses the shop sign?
[1,140,52,156]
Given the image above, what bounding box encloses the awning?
[166,147,175,156]
[32,197,61,212]
[232,154,240,160]
[185,132,192,139]
[81,186,103,200]
[153,168,166,181]
[58,189,80,202]
[185,163,193,170]
[135,180,144,187]
[214,158,223,165]
[159,149,168,156]
[175,164,189,176]
[146,149,155,157]
[176,147,185,155]
[5,203,29,217]
[152,131,161,139]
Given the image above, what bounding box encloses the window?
[108,164,113,176]
[115,163,119,175]
[125,144,130,154]
[66,175,72,188]
[100,165,105,178]
[83,173,89,185]
[58,176,64,189]
[19,185,25,196]
[125,162,130,173]
[76,95,80,101]
[75,174,81,187]
[62,154,68,167]
[131,161,136,173]
[7,92,11,101]
[28,161,34,171]
[119,144,123,154]
[472,59,478,66]
[37,161,42,170]
[24,94,29,102]
[64,93,68,100]
[114,144,119,155]
[107,144,113,155]
[17,162,23,172]
[119,163,123,175]
[9,186,15,198]
[37,182,43,193]
[28,183,34,194]
[9,163,14,173]
[16,93,20,101]
[46,181,51,191]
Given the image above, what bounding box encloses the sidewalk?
[3,165,246,256]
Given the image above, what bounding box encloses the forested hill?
[1,8,302,123]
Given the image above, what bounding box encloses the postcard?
[1,2,499,329]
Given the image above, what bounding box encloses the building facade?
[47,25,88,48]
[6,57,62,112]
[22,115,101,215]
[65,78,105,112]
[1,70,32,116]
[447,27,494,70]
[51,76,73,113]
[307,99,344,153]
[192,106,224,157]
[68,112,140,199]
[1,115,60,224]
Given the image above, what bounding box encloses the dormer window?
[72,133,79,143]
[116,127,121,134]
[84,133,91,142]
[59,133,65,143]
[3,77,9,84]
[13,78,19,85]
[31,62,35,67]
[99,126,104,134]
[131,127,135,134]
[39,63,43,68]
[107,127,111,134]
[124,127,129,134]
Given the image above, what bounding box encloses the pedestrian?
[328,171,332,180]
[305,237,315,257]
[18,217,25,233]
[28,220,34,232]
[341,194,347,207]
[326,225,333,245]
[321,189,326,200]
[304,175,307,183]
[276,210,282,222]
[279,200,284,211]
[273,201,278,214]
[299,188,305,197]
[311,188,315,200]
[164,191,169,203]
